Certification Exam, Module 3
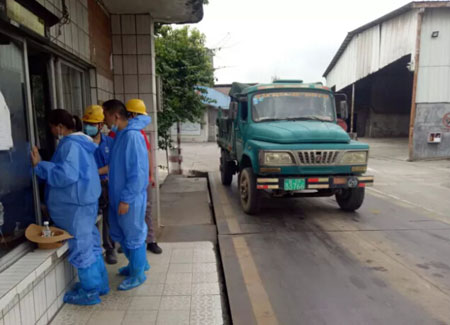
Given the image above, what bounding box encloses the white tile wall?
[112,35,122,55]
[46,299,58,323]
[45,268,57,307]
[17,273,35,298]
[91,89,99,105]
[63,23,72,51]
[76,1,84,28]
[137,35,151,55]
[124,94,139,103]
[115,94,125,102]
[0,288,17,312]
[72,24,79,54]
[84,31,90,59]
[78,30,85,58]
[124,75,138,93]
[121,15,136,34]
[3,302,21,325]
[113,55,123,74]
[122,36,137,55]
[111,15,121,35]
[19,290,36,325]
[137,55,152,75]
[69,0,78,25]
[123,55,137,75]
[139,75,152,94]
[35,313,48,325]
[0,246,75,324]
[33,278,47,321]
[114,75,124,94]
[55,261,66,296]
[140,94,155,113]
[64,260,74,288]
[35,257,52,278]
[82,6,88,33]
[136,15,150,35]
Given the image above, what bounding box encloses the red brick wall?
[88,0,112,80]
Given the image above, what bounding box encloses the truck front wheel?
[335,188,365,211]
[239,168,260,214]
[220,152,233,186]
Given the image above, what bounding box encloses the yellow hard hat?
[126,99,148,115]
[82,105,104,123]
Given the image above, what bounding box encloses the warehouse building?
[323,1,450,160]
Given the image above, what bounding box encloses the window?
[240,101,248,121]
[0,37,35,259]
[251,91,335,123]
[60,62,86,117]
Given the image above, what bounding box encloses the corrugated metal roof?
[323,1,450,78]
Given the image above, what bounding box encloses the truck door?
[235,100,249,159]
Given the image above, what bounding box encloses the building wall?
[43,0,90,62]
[111,13,160,228]
[326,9,419,91]
[0,247,76,325]
[88,0,114,103]
[413,103,450,159]
[171,111,209,143]
[416,8,450,103]
[365,109,410,137]
[413,8,450,159]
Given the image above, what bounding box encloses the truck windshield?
[251,91,335,122]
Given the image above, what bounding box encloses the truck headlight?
[263,152,295,165]
[340,151,368,165]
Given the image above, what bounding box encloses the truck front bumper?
[256,175,374,191]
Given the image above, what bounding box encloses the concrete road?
[210,172,450,325]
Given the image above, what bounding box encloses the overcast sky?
[189,0,413,85]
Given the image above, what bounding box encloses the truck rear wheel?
[220,152,233,186]
[239,167,260,214]
[335,188,365,211]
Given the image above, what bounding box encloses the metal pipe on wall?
[23,40,42,225]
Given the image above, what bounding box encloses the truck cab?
[217,80,374,214]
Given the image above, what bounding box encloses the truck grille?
[297,151,339,165]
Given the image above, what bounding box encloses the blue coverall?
[35,133,108,305]
[108,115,151,290]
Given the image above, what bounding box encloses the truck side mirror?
[339,101,348,120]
[230,102,238,120]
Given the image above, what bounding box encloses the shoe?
[117,246,123,254]
[63,288,101,305]
[147,242,162,254]
[117,274,147,291]
[118,262,150,276]
[69,282,109,296]
[105,249,118,265]
[117,244,148,290]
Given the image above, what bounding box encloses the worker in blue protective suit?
[102,99,150,291]
[82,105,117,265]
[31,109,109,305]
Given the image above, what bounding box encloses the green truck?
[217,80,374,214]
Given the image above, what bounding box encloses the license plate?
[284,179,305,191]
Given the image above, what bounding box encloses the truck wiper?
[257,118,281,122]
[285,116,332,122]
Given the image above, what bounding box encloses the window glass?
[0,38,35,258]
[61,64,83,117]
[252,91,335,122]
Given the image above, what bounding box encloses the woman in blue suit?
[31,109,108,305]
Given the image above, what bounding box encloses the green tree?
[155,25,215,150]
